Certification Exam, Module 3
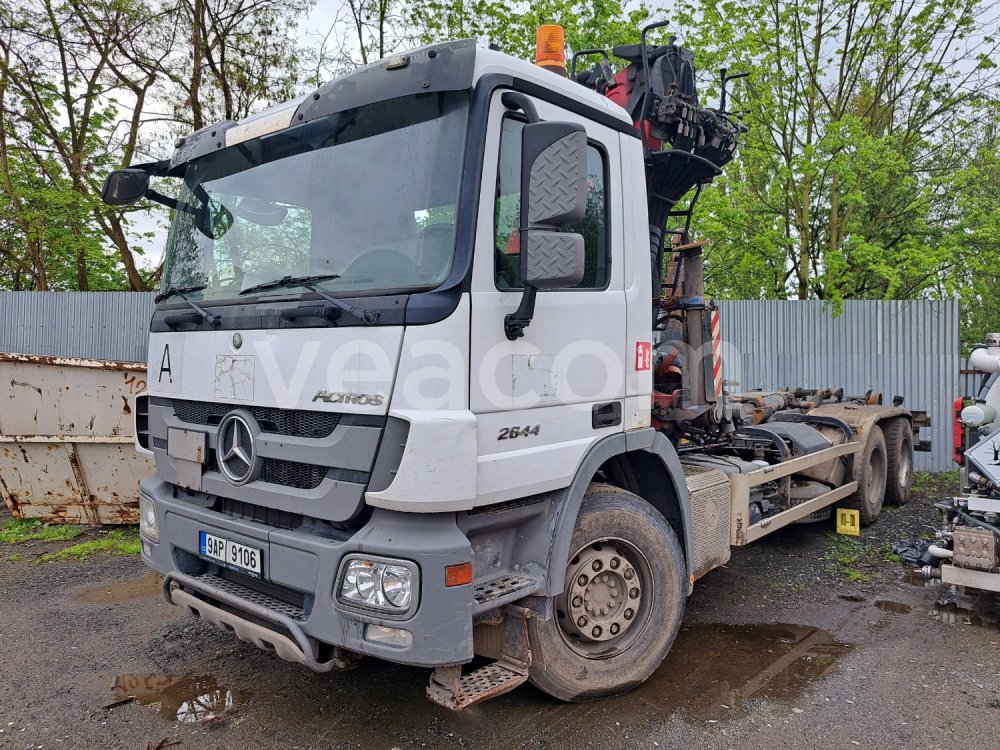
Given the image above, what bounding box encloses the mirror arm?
[131,158,171,177]
[144,189,178,210]
[500,91,542,341]
[501,91,540,123]
[504,286,537,341]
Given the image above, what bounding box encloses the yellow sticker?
[836,508,860,536]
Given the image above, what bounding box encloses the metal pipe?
[969,344,1000,374]
[928,544,954,559]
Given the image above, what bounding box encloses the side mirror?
[101,168,150,206]
[505,120,588,340]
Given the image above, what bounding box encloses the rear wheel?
[846,425,888,526]
[527,483,686,702]
[883,418,914,506]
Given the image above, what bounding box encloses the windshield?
[160,92,469,303]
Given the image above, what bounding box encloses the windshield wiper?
[239,274,377,324]
[155,285,221,328]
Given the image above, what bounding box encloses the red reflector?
[445,562,473,587]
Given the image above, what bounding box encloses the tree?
[0,0,145,290]
[0,0,315,291]
[413,0,655,61]
[670,0,1000,308]
[163,0,313,131]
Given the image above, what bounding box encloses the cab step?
[472,573,540,612]
[426,606,532,710]
[427,661,529,710]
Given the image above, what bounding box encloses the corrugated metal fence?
[0,292,153,362]
[718,300,957,471]
[0,292,960,470]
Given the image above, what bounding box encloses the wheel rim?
[556,538,653,659]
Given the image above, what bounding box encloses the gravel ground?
[1,473,998,750]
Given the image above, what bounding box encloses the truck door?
[470,90,627,505]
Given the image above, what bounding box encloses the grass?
[0,518,84,544]
[4,553,23,563]
[882,544,902,564]
[36,528,140,562]
[824,533,878,583]
[912,470,960,496]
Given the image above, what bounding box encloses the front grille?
[214,497,303,530]
[260,458,327,490]
[205,451,328,491]
[172,399,340,438]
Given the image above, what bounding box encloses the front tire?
[527,483,686,702]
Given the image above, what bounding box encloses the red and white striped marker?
[710,309,723,399]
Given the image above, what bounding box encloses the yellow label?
[836,508,860,536]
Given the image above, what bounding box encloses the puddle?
[77,571,161,603]
[874,600,911,614]
[931,601,1000,629]
[903,571,938,587]
[249,622,853,748]
[112,673,250,723]
[625,623,852,722]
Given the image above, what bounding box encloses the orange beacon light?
[535,24,567,77]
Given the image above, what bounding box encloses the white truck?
[922,334,1000,591]
[102,25,929,709]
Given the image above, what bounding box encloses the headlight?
[139,495,158,543]
[338,557,417,615]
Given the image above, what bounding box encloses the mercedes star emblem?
[217,412,258,485]
[232,332,243,349]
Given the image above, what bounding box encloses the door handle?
[592,401,622,429]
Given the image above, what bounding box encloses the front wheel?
[527,483,686,702]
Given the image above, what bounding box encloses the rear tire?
[846,426,888,526]
[527,483,686,702]
[883,418,914,506]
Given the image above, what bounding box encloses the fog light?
[338,557,417,615]
[364,624,413,648]
[139,495,158,542]
[142,541,153,558]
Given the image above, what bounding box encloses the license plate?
[199,531,262,577]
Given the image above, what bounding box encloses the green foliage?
[0,0,314,292]
[882,544,902,564]
[1,0,998,350]
[669,0,1000,346]
[0,518,84,544]
[912,470,961,496]
[37,528,141,562]
[413,0,656,61]
[824,533,875,582]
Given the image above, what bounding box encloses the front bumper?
[140,476,476,668]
